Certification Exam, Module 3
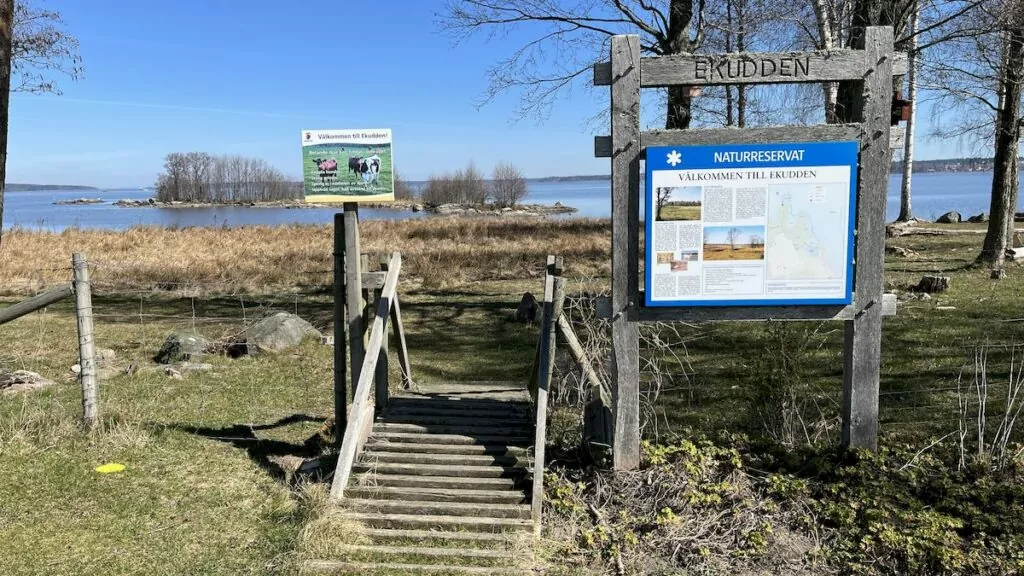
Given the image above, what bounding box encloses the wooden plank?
[559,313,613,448]
[375,254,390,412]
[331,251,402,501]
[594,49,907,87]
[627,293,896,322]
[609,34,642,471]
[344,204,364,399]
[528,256,556,403]
[532,257,564,536]
[842,27,893,451]
[390,294,413,390]
[594,125,863,158]
[333,214,347,447]
[72,254,97,430]
[361,272,386,290]
[0,284,73,326]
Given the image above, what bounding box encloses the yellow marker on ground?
[95,463,126,474]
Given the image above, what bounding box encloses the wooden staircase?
[305,382,538,575]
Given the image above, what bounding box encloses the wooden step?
[365,441,529,457]
[352,462,529,479]
[360,451,528,468]
[380,414,530,428]
[345,499,531,519]
[374,423,532,437]
[360,528,519,546]
[384,406,531,419]
[370,432,531,447]
[303,560,531,575]
[388,397,530,410]
[345,486,528,504]
[338,543,516,560]
[344,512,533,533]
[350,473,521,491]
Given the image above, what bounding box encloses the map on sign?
[766,184,849,282]
[644,141,858,308]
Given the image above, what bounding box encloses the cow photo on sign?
[301,128,394,203]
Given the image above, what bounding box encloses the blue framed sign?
[644,141,859,308]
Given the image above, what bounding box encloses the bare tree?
[155,152,293,203]
[897,0,920,222]
[727,227,742,249]
[393,171,417,201]
[440,0,708,129]
[490,161,528,207]
[750,234,765,247]
[655,187,673,220]
[0,1,81,247]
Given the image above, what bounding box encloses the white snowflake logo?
[666,150,682,167]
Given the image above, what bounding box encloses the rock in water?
[233,312,321,356]
[516,292,541,323]
[936,211,961,224]
[913,276,950,294]
[154,332,212,364]
[967,212,988,223]
[0,371,54,395]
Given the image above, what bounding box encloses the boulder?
[516,292,541,323]
[154,332,212,364]
[936,211,961,224]
[96,348,117,367]
[411,204,424,212]
[1,370,54,395]
[912,275,950,294]
[967,212,988,223]
[232,312,321,356]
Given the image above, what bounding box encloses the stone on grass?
[936,211,961,224]
[96,348,117,367]
[913,275,950,294]
[885,246,915,258]
[232,312,321,356]
[179,362,213,372]
[154,332,212,364]
[967,212,988,223]
[164,367,183,380]
[1,370,54,395]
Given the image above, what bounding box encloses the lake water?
[3,172,1021,232]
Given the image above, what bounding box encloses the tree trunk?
[897,0,919,223]
[837,0,896,122]
[0,0,12,248]
[979,28,1023,268]
[665,0,696,130]
[736,0,747,127]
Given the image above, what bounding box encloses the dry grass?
[659,205,702,221]
[0,218,612,295]
[703,244,766,261]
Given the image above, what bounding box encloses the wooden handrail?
[330,251,402,501]
[0,284,74,326]
[531,256,564,536]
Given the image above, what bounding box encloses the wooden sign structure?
[593,28,902,470]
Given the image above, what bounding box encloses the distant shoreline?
[111,198,577,216]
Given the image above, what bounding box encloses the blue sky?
[7,0,975,189]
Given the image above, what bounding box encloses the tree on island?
[0,1,82,247]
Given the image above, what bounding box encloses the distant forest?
[5,183,99,191]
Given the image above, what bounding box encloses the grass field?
[702,243,765,260]
[658,204,701,221]
[3,220,1024,574]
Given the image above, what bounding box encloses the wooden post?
[375,254,390,411]
[532,256,564,535]
[608,34,642,470]
[390,294,413,390]
[842,26,894,450]
[344,203,364,399]
[72,253,97,430]
[333,213,347,447]
[0,284,73,326]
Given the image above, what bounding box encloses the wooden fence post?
[72,253,97,430]
[344,203,364,400]
[375,253,390,411]
[532,256,564,535]
[842,26,894,450]
[609,34,642,470]
[333,213,347,447]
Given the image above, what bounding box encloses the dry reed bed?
[0,218,612,295]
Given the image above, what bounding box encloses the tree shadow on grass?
[158,413,336,485]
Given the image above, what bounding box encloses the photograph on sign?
[301,128,394,203]
[644,141,858,308]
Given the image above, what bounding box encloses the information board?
[302,128,394,203]
[644,141,858,308]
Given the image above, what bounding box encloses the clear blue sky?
[6,0,975,189]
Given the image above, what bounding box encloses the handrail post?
[73,253,98,430]
[532,255,563,536]
[375,254,391,413]
[333,214,347,447]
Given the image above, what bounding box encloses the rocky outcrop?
[0,370,54,394]
[230,312,321,356]
[154,332,212,364]
[54,198,104,205]
[936,211,961,224]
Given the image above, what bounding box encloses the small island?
[53,198,105,205]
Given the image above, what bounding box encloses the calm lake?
[3,172,1021,232]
